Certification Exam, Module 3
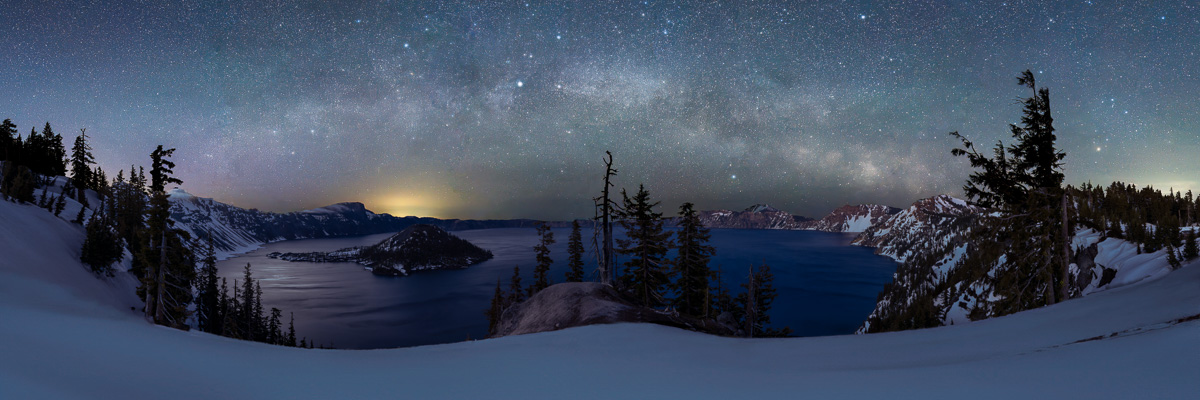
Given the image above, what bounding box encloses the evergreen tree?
[0,119,16,161]
[671,202,715,318]
[1167,245,1182,270]
[287,312,298,347]
[136,145,194,329]
[485,277,505,335]
[268,308,283,345]
[564,220,586,282]
[735,264,791,337]
[506,265,524,306]
[195,240,222,334]
[949,70,1070,308]
[1184,229,1198,260]
[52,190,66,216]
[711,265,735,320]
[529,222,555,296]
[44,123,67,177]
[80,202,123,276]
[239,265,257,339]
[1,162,36,203]
[254,282,265,341]
[616,184,673,307]
[70,129,95,192]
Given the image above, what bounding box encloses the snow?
[2,197,1200,398]
[842,215,874,233]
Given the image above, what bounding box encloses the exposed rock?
[491,282,735,338]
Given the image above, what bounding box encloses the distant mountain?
[168,189,560,259]
[799,204,902,233]
[268,224,493,276]
[690,204,813,230]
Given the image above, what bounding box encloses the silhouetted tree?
[564,220,585,282]
[529,223,555,296]
[616,184,672,307]
[671,202,714,318]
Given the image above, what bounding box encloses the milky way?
[2,1,1198,219]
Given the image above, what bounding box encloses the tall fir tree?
[671,202,715,318]
[287,312,298,347]
[195,239,222,334]
[528,222,555,296]
[485,277,506,335]
[564,220,586,282]
[70,128,95,192]
[949,70,1070,310]
[136,145,194,328]
[616,184,673,307]
[506,265,524,306]
[0,118,16,161]
[80,200,123,276]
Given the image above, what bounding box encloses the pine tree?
[506,265,524,306]
[529,223,555,296]
[287,312,298,347]
[80,203,123,277]
[0,119,16,161]
[70,129,95,192]
[268,308,283,345]
[1184,229,1198,260]
[564,220,585,282]
[616,184,673,307]
[949,70,1070,308]
[195,240,222,334]
[735,264,790,337]
[671,202,715,318]
[1167,245,1182,270]
[52,190,66,216]
[1,162,36,203]
[136,145,194,328]
[254,282,265,341]
[485,277,506,335]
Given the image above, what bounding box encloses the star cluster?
[2,1,1197,219]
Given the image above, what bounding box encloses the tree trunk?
[154,230,167,325]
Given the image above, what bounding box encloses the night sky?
[2,1,1197,220]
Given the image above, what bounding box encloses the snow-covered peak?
[743,204,781,213]
[302,202,370,216]
[168,187,194,200]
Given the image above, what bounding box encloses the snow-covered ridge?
[800,204,902,233]
[851,194,981,263]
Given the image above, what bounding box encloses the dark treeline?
[2,119,312,347]
[487,156,790,338]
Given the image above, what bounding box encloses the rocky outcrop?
[268,224,493,276]
[491,282,734,338]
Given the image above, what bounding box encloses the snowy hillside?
[2,196,1199,398]
[851,195,981,263]
[692,204,812,230]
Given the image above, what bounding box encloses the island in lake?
[267,224,494,276]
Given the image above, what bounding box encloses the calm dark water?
[216,228,897,349]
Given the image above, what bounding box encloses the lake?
[216,227,898,349]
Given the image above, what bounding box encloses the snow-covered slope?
[800,204,901,233]
[2,196,1199,398]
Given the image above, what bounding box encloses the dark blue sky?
[2,1,1197,219]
